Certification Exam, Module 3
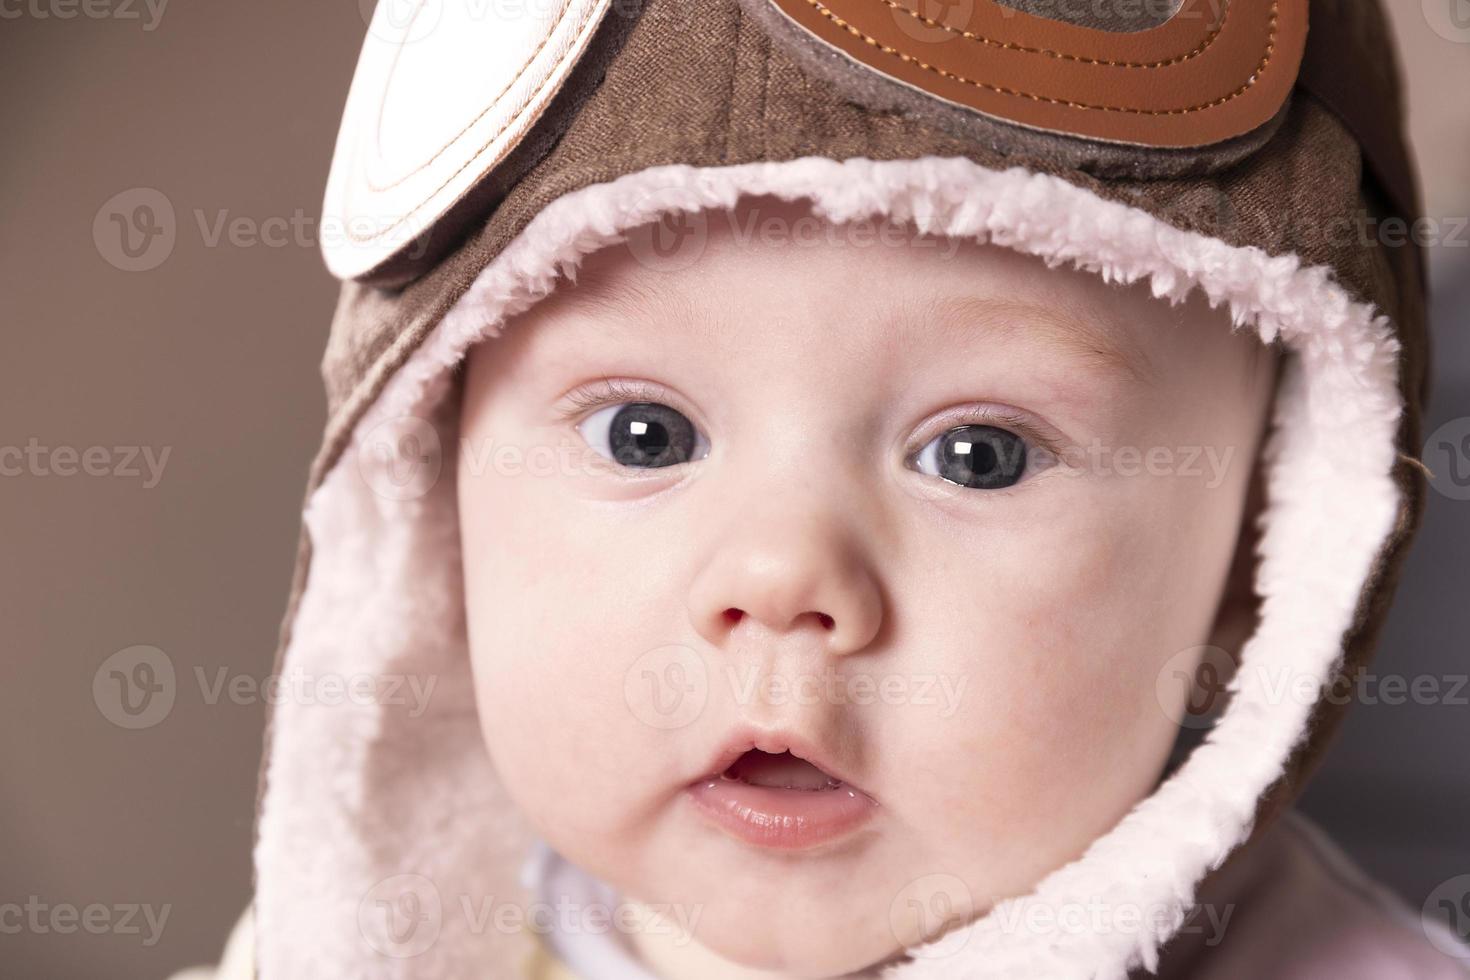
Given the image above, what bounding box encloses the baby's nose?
[685,509,884,659]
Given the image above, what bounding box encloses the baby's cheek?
[466,503,691,846]
[910,514,1180,835]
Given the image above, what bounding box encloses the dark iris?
[608,402,697,468]
[937,425,1026,489]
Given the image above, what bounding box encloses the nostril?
[719,607,834,631]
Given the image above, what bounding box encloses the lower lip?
[685,777,878,851]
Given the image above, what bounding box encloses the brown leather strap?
[765,0,1309,147]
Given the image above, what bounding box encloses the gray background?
[1,2,1466,977]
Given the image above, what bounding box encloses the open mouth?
[719,749,846,791]
[685,741,878,850]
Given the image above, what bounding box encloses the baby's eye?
[912,424,1028,490]
[577,401,710,469]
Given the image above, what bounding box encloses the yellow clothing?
[522,936,583,980]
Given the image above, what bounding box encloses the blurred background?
[1,2,1467,977]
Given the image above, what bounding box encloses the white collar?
[519,841,663,980]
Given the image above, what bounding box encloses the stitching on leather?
[801,0,1277,116]
[344,1,605,243]
[366,0,584,194]
[876,0,1228,68]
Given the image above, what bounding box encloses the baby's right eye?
[578,402,710,469]
[911,424,1029,490]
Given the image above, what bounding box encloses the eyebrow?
[911,293,1156,385]
[554,264,1154,384]
[554,264,700,338]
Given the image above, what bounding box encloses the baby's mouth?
[685,740,878,850]
[719,749,846,791]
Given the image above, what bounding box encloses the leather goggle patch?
[765,0,1308,147]
[321,0,620,283]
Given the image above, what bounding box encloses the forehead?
[539,208,1161,388]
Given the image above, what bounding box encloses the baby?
[181,0,1469,978]
[456,195,1276,977]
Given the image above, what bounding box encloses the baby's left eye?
[577,401,710,469]
[912,424,1028,490]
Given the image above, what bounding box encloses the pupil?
[939,425,1025,489]
[609,402,696,468]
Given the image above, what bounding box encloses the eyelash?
[553,377,677,423]
[906,404,1060,461]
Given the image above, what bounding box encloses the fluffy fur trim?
[255,156,1404,979]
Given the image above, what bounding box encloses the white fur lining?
[255,156,1405,979]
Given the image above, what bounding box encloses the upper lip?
[693,724,870,795]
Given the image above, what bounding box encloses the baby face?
[457,197,1276,976]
